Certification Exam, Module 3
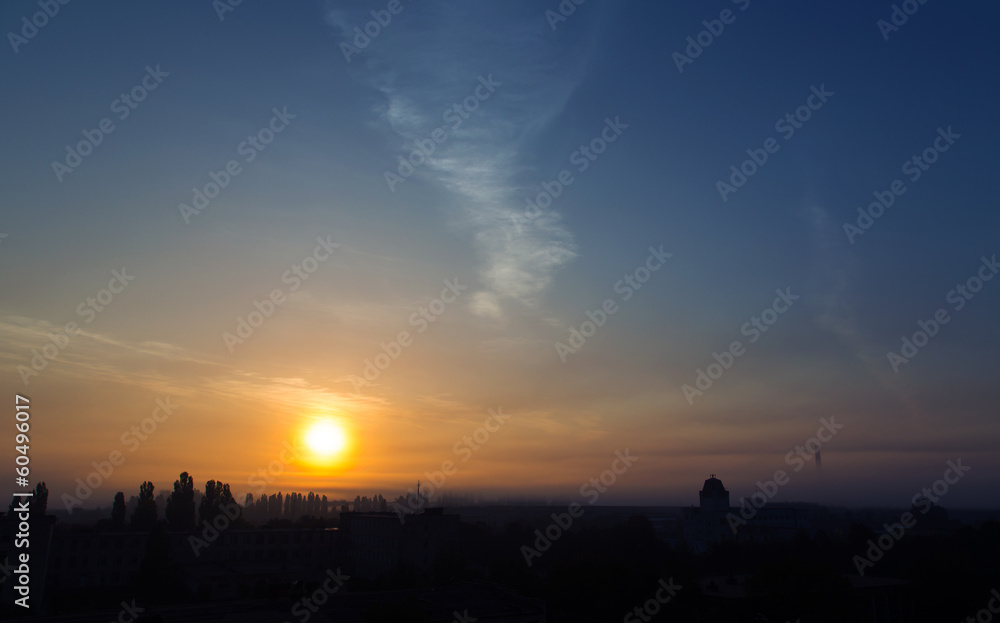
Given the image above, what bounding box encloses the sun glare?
[305,421,347,458]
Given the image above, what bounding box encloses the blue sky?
[1,0,998,509]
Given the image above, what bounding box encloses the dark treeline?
[99,474,244,531]
[6,477,1000,622]
[96,472,406,530]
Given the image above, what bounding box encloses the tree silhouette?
[111,492,126,529]
[166,472,196,530]
[130,481,158,530]
[33,481,48,516]
[199,479,219,525]
[8,482,49,518]
[198,479,237,525]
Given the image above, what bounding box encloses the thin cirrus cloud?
[327,2,598,319]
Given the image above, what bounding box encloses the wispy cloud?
[328,2,600,317]
[804,205,861,346]
[802,205,926,417]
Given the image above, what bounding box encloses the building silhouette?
[340,507,459,580]
[682,474,734,553]
[681,474,819,552]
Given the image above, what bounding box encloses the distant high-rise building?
[699,474,731,513]
[681,474,823,553]
[681,475,735,553]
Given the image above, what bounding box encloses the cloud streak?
[329,2,599,317]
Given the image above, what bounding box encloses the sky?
[1,0,998,512]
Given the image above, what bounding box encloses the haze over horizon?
[2,0,999,513]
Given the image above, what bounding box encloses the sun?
[304,421,347,458]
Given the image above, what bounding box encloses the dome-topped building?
[699,474,731,514]
[681,473,821,553]
[680,474,736,553]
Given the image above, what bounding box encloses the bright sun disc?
[305,421,347,456]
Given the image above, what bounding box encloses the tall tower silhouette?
[699,474,730,513]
